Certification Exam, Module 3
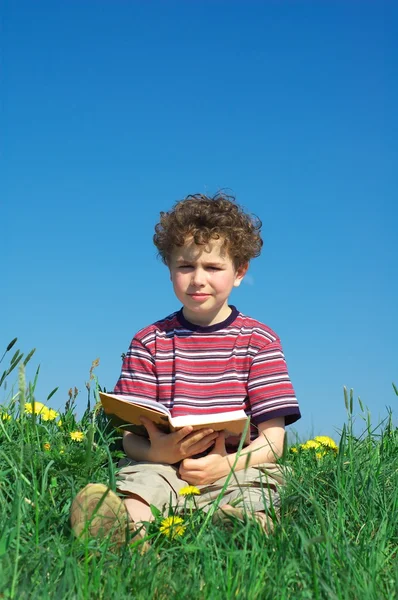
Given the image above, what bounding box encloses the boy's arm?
[226,417,285,470]
[122,431,152,462]
[122,420,219,465]
[178,417,285,485]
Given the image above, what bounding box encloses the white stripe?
[252,401,299,415]
[127,348,154,361]
[251,351,285,364]
[248,375,290,386]
[120,372,157,384]
[175,373,248,382]
[173,397,246,407]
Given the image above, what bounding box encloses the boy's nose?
[191,269,206,287]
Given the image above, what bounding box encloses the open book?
[99,392,250,444]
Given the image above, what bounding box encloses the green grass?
[0,340,397,599]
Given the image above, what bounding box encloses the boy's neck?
[181,303,233,327]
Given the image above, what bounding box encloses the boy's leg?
[197,463,283,534]
[71,460,188,546]
[70,483,150,551]
[123,493,153,524]
[116,458,189,516]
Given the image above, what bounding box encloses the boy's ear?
[233,263,249,287]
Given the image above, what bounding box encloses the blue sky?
[2,1,397,440]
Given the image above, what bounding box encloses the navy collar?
[176,305,239,332]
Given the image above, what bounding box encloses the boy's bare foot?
[70,483,150,552]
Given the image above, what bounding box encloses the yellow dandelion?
[43,442,51,451]
[290,446,298,453]
[57,420,63,428]
[313,436,338,452]
[179,485,201,497]
[1,413,11,422]
[41,408,59,422]
[70,431,84,442]
[300,440,321,450]
[24,401,46,415]
[159,516,186,539]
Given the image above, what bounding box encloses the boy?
[71,192,301,546]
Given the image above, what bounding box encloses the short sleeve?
[247,339,301,426]
[113,337,158,401]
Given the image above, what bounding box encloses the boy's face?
[169,236,247,326]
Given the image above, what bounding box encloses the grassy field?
[0,340,397,599]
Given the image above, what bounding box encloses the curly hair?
[153,192,263,269]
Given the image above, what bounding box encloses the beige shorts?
[116,458,285,514]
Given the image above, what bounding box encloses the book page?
[170,409,250,445]
[170,409,247,428]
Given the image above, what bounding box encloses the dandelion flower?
[300,440,321,450]
[179,486,201,497]
[24,401,46,416]
[43,442,51,451]
[41,408,59,422]
[70,431,84,442]
[313,436,338,452]
[290,446,298,454]
[1,413,11,422]
[159,516,186,539]
[57,420,63,428]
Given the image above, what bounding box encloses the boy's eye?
[177,265,223,271]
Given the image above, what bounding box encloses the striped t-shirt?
[114,306,301,446]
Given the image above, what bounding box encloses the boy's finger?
[173,426,194,442]
[139,417,162,438]
[182,430,217,449]
[188,429,215,443]
[181,433,218,456]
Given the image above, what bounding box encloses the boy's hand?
[179,432,230,485]
[140,417,219,465]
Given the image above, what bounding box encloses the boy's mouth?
[189,293,211,300]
